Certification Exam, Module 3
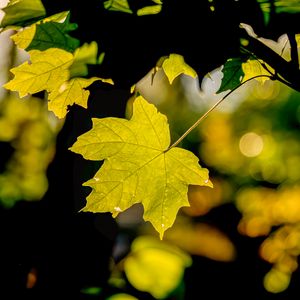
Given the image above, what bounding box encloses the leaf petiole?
[168,75,272,149]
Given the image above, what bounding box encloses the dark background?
[1,0,300,299]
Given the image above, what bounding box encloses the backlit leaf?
[70,96,212,238]
[217,58,244,93]
[162,54,197,84]
[11,11,79,52]
[103,0,133,14]
[294,34,300,66]
[10,24,36,49]
[124,236,191,299]
[0,0,46,28]
[41,11,70,23]
[4,48,73,97]
[69,42,102,77]
[48,77,113,119]
[137,5,162,16]
[242,59,274,84]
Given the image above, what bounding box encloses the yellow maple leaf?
[242,59,274,84]
[162,54,197,84]
[48,77,113,118]
[70,96,212,238]
[4,48,73,97]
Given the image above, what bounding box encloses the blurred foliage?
[201,79,300,293]
[0,95,63,207]
[163,217,236,262]
[108,234,191,299]
[123,235,191,299]
[134,66,300,294]
[257,0,300,25]
[81,286,103,296]
[261,224,300,293]
[106,294,138,300]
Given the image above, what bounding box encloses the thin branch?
[168,75,272,149]
[243,36,300,92]
[287,32,299,70]
[241,45,298,90]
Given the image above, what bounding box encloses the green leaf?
[70,96,212,238]
[0,0,46,28]
[137,5,162,16]
[124,236,191,299]
[162,54,197,84]
[217,58,245,93]
[4,48,73,97]
[69,42,102,78]
[48,77,113,119]
[11,11,80,52]
[103,0,133,14]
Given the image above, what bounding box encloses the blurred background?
[1,0,300,299]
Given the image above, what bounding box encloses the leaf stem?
[168,75,271,149]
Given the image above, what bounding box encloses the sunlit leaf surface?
[70,96,212,238]
[162,54,197,84]
[4,48,73,97]
[0,0,46,28]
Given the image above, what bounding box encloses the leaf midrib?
[85,150,165,209]
[11,56,73,86]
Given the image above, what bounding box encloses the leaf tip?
[78,206,85,213]
[205,178,214,188]
[159,230,164,240]
[158,223,168,240]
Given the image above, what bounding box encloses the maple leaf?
[242,59,274,84]
[48,77,113,118]
[4,48,73,97]
[11,11,79,52]
[217,58,245,93]
[137,4,162,16]
[3,47,112,118]
[0,0,46,28]
[70,96,212,238]
[162,54,197,84]
[69,42,103,77]
[103,0,133,14]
